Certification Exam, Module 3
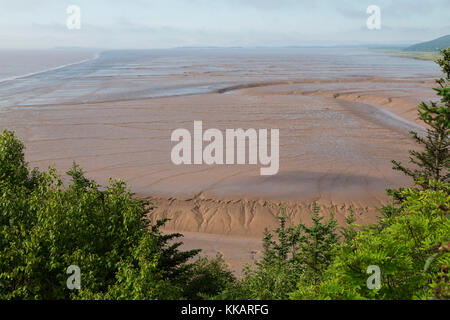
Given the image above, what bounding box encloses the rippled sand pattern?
[0,48,441,273]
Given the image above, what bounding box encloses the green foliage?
[291,185,450,300]
[217,205,339,300]
[2,51,450,300]
[215,207,303,300]
[76,234,182,300]
[290,49,450,301]
[258,206,303,273]
[0,129,28,186]
[392,49,450,190]
[437,48,450,81]
[183,254,236,300]
[0,130,236,300]
[296,204,339,285]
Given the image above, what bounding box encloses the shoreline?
[371,49,441,61]
[0,51,101,85]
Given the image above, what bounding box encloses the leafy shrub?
[217,205,339,300]
[290,185,450,300]
[0,130,235,300]
[183,254,236,300]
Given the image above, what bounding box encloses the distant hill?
[404,35,450,52]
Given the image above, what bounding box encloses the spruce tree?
[259,206,303,267]
[392,48,450,190]
[296,203,339,285]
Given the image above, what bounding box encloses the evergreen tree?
[296,203,339,285]
[392,48,450,190]
[259,206,303,267]
[340,206,357,244]
[0,130,235,300]
[291,186,450,300]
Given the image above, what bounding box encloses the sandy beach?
[0,48,440,274]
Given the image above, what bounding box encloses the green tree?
[392,48,450,190]
[290,185,450,300]
[295,203,339,285]
[219,207,303,300]
[1,130,236,300]
[217,205,339,300]
[183,254,236,300]
[259,206,303,267]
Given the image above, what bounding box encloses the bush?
[290,185,450,300]
[0,129,236,300]
[392,48,450,189]
[183,254,236,300]
[216,205,339,300]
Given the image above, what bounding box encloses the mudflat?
[0,48,440,273]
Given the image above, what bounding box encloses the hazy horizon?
[1,0,449,49]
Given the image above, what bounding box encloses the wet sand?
[0,73,438,274]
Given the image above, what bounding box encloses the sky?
[0,0,449,49]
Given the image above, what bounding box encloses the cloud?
[0,0,449,49]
